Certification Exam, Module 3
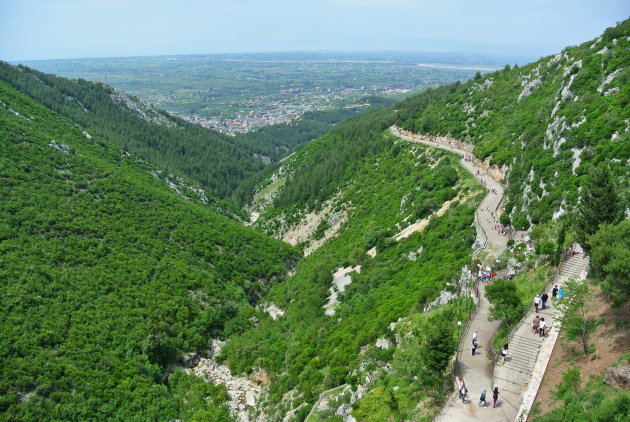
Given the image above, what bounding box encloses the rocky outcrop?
[324,266,361,316]
[604,365,630,390]
[49,140,71,153]
[186,340,266,422]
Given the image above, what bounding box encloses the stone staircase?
[493,252,590,420]
[504,254,590,372]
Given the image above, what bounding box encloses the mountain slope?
[0,61,268,199]
[396,19,630,228]
[217,98,484,419]
[0,79,298,420]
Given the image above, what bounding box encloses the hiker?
[493,387,499,408]
[539,318,547,337]
[541,292,549,310]
[532,314,540,335]
[558,287,564,300]
[500,343,508,364]
[480,390,488,407]
[472,333,479,356]
[459,379,468,403]
[533,295,541,313]
[552,285,558,300]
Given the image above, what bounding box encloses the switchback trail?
[390,126,509,421]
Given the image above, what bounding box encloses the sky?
[1,0,628,61]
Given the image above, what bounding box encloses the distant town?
[21,51,514,134]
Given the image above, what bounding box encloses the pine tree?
[421,315,457,388]
[574,164,624,254]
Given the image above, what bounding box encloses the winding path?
[390,126,510,421]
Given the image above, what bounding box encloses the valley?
[1,17,629,422]
[20,51,521,134]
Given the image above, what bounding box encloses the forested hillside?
[0,62,388,202]
[0,80,299,420]
[215,20,630,420]
[396,19,630,228]
[215,87,485,418]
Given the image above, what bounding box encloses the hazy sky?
[1,0,628,61]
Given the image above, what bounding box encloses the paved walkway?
[390,126,509,421]
[391,126,592,422]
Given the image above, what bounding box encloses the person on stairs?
[533,295,541,313]
[532,314,540,335]
[500,343,508,364]
[541,292,549,310]
[472,332,479,356]
[539,318,547,337]
[493,387,499,408]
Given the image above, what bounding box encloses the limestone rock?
[245,390,256,407]
[376,337,393,349]
[604,365,630,390]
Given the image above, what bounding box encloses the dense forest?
[0,61,389,202]
[0,80,299,420]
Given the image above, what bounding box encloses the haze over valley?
[1,1,629,421]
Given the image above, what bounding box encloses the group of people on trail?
[459,379,500,408]
[478,269,495,283]
[533,291,550,312]
[531,314,547,337]
[531,285,564,336]
[464,154,473,162]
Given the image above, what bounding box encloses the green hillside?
[0,62,387,203]
[217,95,484,418]
[0,62,270,199]
[0,80,298,420]
[215,20,630,420]
[396,19,630,228]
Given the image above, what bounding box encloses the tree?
[555,221,567,266]
[421,315,457,387]
[574,164,624,254]
[588,220,630,305]
[558,279,596,354]
[485,279,524,327]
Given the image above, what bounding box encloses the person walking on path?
[472,331,479,356]
[459,379,468,404]
[552,285,558,300]
[539,318,547,337]
[533,295,541,313]
[492,387,499,408]
[541,292,549,310]
[480,390,488,408]
[558,287,564,300]
[532,314,540,335]
[500,343,508,365]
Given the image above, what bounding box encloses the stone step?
[560,269,585,276]
[511,335,544,346]
[504,361,536,374]
[505,356,537,370]
[560,267,586,274]
[505,360,536,372]
[510,344,542,354]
